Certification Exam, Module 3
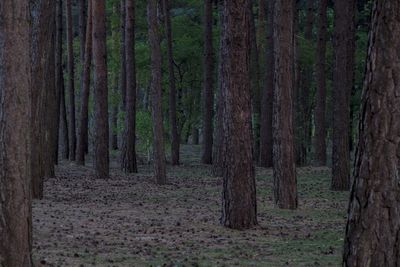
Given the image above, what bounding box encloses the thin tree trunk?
[220,0,257,230]
[120,0,127,110]
[273,0,297,209]
[313,0,327,166]
[77,0,93,165]
[163,0,180,165]
[0,1,33,265]
[55,0,63,164]
[259,0,274,167]
[66,0,76,160]
[343,1,400,264]
[92,0,109,179]
[60,75,69,159]
[201,0,214,165]
[79,0,87,63]
[148,0,167,184]
[111,1,120,151]
[121,0,138,173]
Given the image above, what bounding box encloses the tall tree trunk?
[121,0,138,173]
[55,0,63,164]
[331,0,355,190]
[0,1,33,265]
[60,75,70,159]
[92,0,109,179]
[163,0,180,166]
[77,0,93,165]
[201,0,214,165]
[79,0,87,63]
[313,0,327,166]
[220,0,257,230]
[120,0,127,110]
[343,1,400,264]
[259,0,274,167]
[66,0,76,160]
[148,0,167,184]
[111,1,119,151]
[273,0,297,209]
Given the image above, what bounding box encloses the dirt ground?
[32,145,349,267]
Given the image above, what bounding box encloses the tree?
[147,0,167,184]
[0,0,32,265]
[121,0,138,173]
[273,0,297,209]
[163,0,180,166]
[220,0,257,230]
[92,0,109,179]
[259,0,274,168]
[66,0,77,160]
[201,0,214,165]
[331,0,356,190]
[79,0,87,64]
[343,1,400,264]
[77,0,93,165]
[313,0,327,166]
[120,0,127,110]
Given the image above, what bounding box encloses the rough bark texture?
[79,0,87,64]
[77,0,93,165]
[0,1,33,265]
[343,1,400,265]
[201,0,214,165]
[273,0,298,209]
[163,0,180,166]
[148,0,167,184]
[92,0,109,179]
[121,0,138,173]
[120,0,127,110]
[313,0,327,166]
[220,0,257,230]
[60,74,69,160]
[331,0,355,191]
[111,1,119,151]
[259,0,274,168]
[66,0,76,161]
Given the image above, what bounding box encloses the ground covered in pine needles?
[32,145,349,267]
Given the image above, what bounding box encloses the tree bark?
[120,0,127,110]
[201,0,214,165]
[0,1,33,265]
[111,1,119,151]
[121,0,138,173]
[259,0,274,168]
[163,0,180,165]
[79,0,87,63]
[148,0,167,184]
[273,0,297,209]
[331,0,355,190]
[60,73,70,160]
[55,0,63,164]
[313,0,327,166]
[66,0,76,161]
[220,0,257,230]
[92,0,109,179]
[343,1,400,265]
[77,0,93,165]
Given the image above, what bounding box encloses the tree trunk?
[77,0,93,165]
[259,0,274,168]
[55,0,63,164]
[120,0,127,110]
[60,74,70,160]
[163,0,180,165]
[201,0,214,165]
[343,1,400,265]
[111,1,119,151]
[273,0,297,209]
[220,0,257,230]
[313,0,327,166]
[92,0,109,179]
[0,1,33,265]
[331,0,355,191]
[79,0,87,63]
[148,0,167,184]
[121,0,138,173]
[66,0,76,161]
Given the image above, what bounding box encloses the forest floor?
[32,145,349,267]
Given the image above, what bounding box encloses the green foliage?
[135,110,153,154]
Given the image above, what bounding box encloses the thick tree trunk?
[259,0,274,168]
[273,0,297,209]
[163,0,180,165]
[0,1,33,265]
[313,0,327,166]
[148,0,167,184]
[201,0,214,165]
[111,1,120,151]
[220,0,257,230]
[55,0,63,164]
[92,0,109,179]
[77,0,93,165]
[331,0,355,191]
[66,0,76,161]
[121,0,138,173]
[120,0,127,110]
[343,1,400,265]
